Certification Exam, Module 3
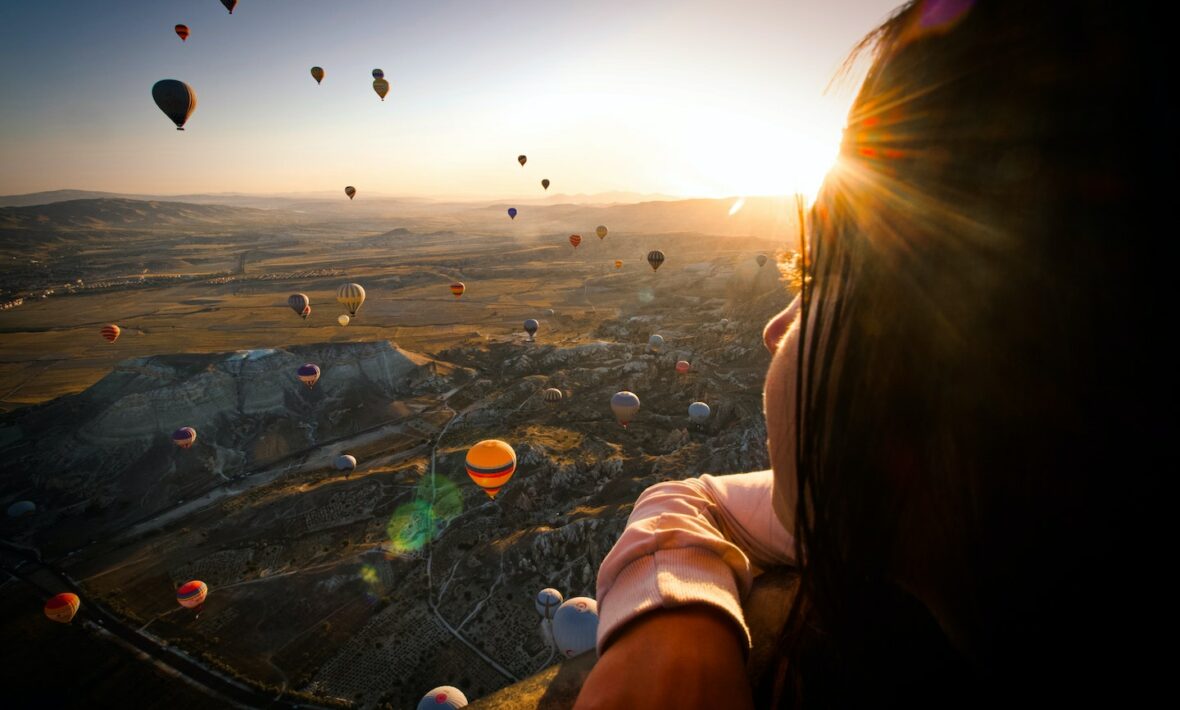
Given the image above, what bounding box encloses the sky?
[0,0,902,200]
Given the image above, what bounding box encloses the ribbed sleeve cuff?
[596,547,750,656]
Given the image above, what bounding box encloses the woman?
[577,1,1166,707]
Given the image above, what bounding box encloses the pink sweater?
[594,469,795,653]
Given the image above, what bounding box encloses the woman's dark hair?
[770,1,1168,706]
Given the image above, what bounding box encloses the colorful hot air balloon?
[541,179,550,190]
[345,186,356,200]
[523,319,539,341]
[100,324,121,343]
[614,260,623,270]
[535,588,564,620]
[756,254,768,268]
[296,363,321,389]
[450,282,466,298]
[311,66,324,84]
[44,593,80,624]
[336,283,366,316]
[6,501,35,518]
[569,234,582,249]
[372,68,385,80]
[543,387,563,403]
[465,440,516,499]
[517,155,527,167]
[175,24,189,41]
[647,250,665,272]
[177,580,207,609]
[688,401,711,424]
[610,391,641,428]
[152,79,197,130]
[675,360,691,374]
[648,334,664,352]
[337,314,350,326]
[172,427,197,449]
[220,0,237,14]
[288,293,310,317]
[373,78,389,101]
[507,207,517,220]
[301,305,312,319]
[418,687,468,710]
[335,454,357,475]
[552,597,599,658]
[595,225,608,240]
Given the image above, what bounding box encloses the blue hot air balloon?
[507,207,518,220]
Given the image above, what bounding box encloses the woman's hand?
[574,604,754,710]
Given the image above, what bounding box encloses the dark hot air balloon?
[373,78,389,101]
[101,324,121,343]
[541,179,550,190]
[220,0,237,14]
[517,155,527,167]
[288,293,310,317]
[175,24,189,41]
[647,250,665,271]
[172,427,197,449]
[523,319,539,341]
[345,186,356,200]
[756,254,768,268]
[507,207,517,220]
[569,234,581,248]
[152,79,197,130]
[372,68,385,80]
[311,66,324,84]
[296,363,321,389]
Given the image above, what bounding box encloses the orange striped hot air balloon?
[177,580,207,610]
[450,282,465,298]
[100,324,121,343]
[174,24,189,41]
[44,593,80,624]
[569,234,582,249]
[465,440,516,499]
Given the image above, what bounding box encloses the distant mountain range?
[0,198,271,232]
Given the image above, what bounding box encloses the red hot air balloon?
[177,580,208,610]
[100,324,121,343]
[569,234,582,249]
[675,360,691,374]
[450,282,465,297]
[175,24,189,41]
[44,593,80,624]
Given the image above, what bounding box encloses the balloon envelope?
[373,78,389,100]
[152,79,197,130]
[465,440,516,499]
[296,363,321,389]
[517,155,527,166]
[614,260,623,270]
[647,250,665,272]
[756,254,768,268]
[450,282,465,297]
[552,597,599,658]
[675,360,691,374]
[311,66,324,84]
[7,501,35,518]
[595,225,608,239]
[418,687,468,709]
[541,179,550,190]
[569,234,581,248]
[611,391,641,427]
[372,68,384,79]
[101,324,121,343]
[543,387,563,403]
[175,24,189,41]
[177,580,207,609]
[44,593,80,624]
[337,314,350,326]
[689,401,711,423]
[335,454,357,472]
[345,186,356,199]
[648,334,664,352]
[523,319,539,338]
[336,283,366,316]
[172,427,197,449]
[535,588,564,619]
[507,207,517,220]
[221,0,237,14]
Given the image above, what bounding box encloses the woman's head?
[765,0,1166,703]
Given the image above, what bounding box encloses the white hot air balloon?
[535,588,564,620]
[552,597,599,658]
[417,686,468,709]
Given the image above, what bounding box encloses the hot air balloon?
[372,68,385,80]
[648,334,664,352]
[507,207,517,220]
[296,363,321,389]
[335,454,357,475]
[552,597,599,658]
[152,79,197,130]
[301,305,312,319]
[450,282,465,298]
[418,687,468,709]
[535,588,563,620]
[175,24,189,41]
[517,155,527,167]
[337,314,350,326]
[523,319,539,341]
[311,66,324,84]
[614,260,623,270]
[373,78,389,101]
[719,318,730,327]
[220,0,237,14]
[611,391,640,428]
[177,580,207,610]
[101,324,121,343]
[465,440,516,499]
[345,186,356,200]
[172,427,197,449]
[569,234,581,249]
[336,283,365,316]
[543,387,563,403]
[541,179,550,190]
[647,250,665,272]
[288,293,310,317]
[675,360,691,374]
[688,401,711,424]
[44,593,80,624]
[6,501,35,518]
[756,254,768,268]
[595,225,608,240]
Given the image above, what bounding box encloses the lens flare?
[384,476,464,555]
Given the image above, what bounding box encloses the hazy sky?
[0,0,901,200]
